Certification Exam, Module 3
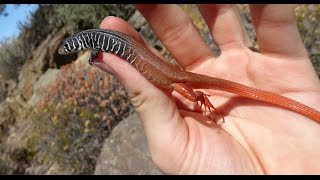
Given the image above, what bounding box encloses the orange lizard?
[58,29,320,123]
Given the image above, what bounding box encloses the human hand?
[94,4,320,174]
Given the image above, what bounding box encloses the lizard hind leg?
[172,83,225,124]
[195,91,225,124]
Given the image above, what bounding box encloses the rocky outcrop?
[18,27,68,102]
[27,68,59,106]
[94,113,163,175]
[0,26,70,174]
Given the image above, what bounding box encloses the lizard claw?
[195,91,225,124]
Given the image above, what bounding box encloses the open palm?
[94,5,320,174]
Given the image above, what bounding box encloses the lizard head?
[58,35,82,55]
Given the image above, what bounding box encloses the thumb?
[93,52,185,154]
[95,16,188,155]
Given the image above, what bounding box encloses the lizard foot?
[195,91,225,124]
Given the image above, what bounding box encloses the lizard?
[58,28,320,123]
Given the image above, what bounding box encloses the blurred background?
[0,4,319,175]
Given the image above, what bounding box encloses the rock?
[5,79,18,98]
[74,51,91,70]
[4,96,25,115]
[18,27,68,101]
[0,79,16,103]
[28,68,59,106]
[33,68,59,92]
[0,102,13,126]
[127,10,147,30]
[94,112,163,175]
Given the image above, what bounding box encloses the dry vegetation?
[11,62,132,174]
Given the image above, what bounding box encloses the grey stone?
[28,68,59,106]
[94,112,163,175]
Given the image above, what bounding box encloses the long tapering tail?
[187,73,320,122]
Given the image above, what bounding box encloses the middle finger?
[198,4,251,51]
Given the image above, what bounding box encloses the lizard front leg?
[89,48,101,66]
[171,83,224,123]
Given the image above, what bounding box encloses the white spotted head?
[58,36,81,55]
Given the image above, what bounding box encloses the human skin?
[93,4,320,174]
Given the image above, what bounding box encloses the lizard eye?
[63,43,71,52]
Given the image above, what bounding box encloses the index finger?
[135,4,214,69]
